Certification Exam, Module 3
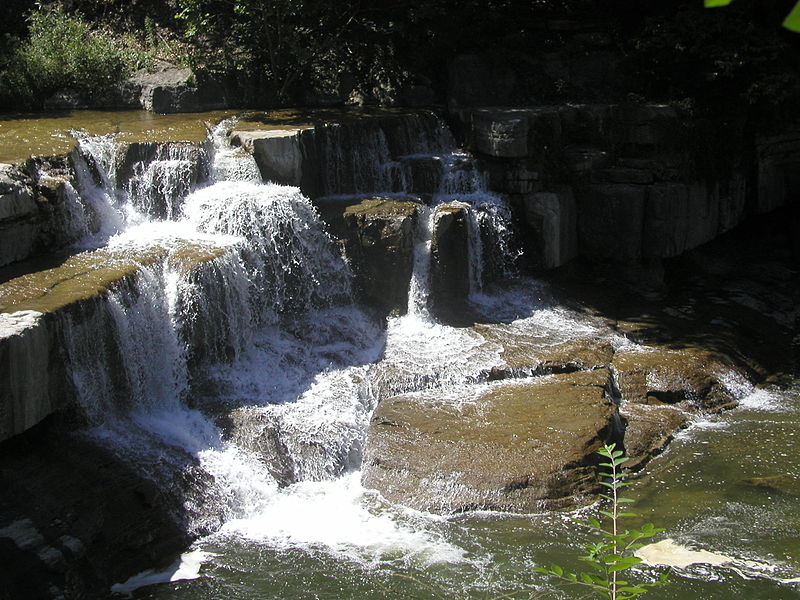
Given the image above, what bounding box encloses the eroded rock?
[612,346,739,412]
[342,197,419,314]
[362,369,619,513]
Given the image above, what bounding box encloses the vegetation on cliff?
[0,0,797,121]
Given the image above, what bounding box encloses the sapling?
[534,443,669,599]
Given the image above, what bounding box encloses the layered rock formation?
[457,105,754,270]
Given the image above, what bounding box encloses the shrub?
[0,4,147,109]
[535,444,669,599]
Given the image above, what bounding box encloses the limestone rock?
[620,402,689,471]
[522,186,578,269]
[362,369,619,513]
[577,184,646,262]
[430,204,470,310]
[126,67,225,114]
[757,132,800,214]
[612,346,739,412]
[342,198,418,314]
[474,322,613,375]
[230,128,312,186]
[220,407,296,486]
[398,156,443,195]
[471,110,529,158]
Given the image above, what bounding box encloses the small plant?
[535,444,669,599]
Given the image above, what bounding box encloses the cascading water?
[24,112,793,600]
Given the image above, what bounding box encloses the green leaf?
[705,0,733,6]
[551,564,563,576]
[609,557,643,572]
[783,2,800,31]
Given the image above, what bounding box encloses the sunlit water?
[15,114,797,600]
[118,382,800,600]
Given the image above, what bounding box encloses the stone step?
[0,240,230,442]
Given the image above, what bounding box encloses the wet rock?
[0,419,201,600]
[220,407,296,486]
[521,186,578,269]
[231,128,312,186]
[474,322,614,375]
[0,242,229,442]
[115,142,205,219]
[342,198,418,315]
[620,402,689,471]
[430,204,470,310]
[398,156,443,195]
[362,369,619,513]
[612,346,739,412]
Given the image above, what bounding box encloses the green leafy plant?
[0,4,151,108]
[535,444,669,599]
[705,0,800,32]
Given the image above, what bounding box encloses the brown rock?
[342,197,419,314]
[362,369,619,513]
[620,402,690,471]
[613,346,739,412]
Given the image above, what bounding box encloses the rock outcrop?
[457,105,751,270]
[124,67,227,114]
[341,198,419,314]
[362,369,619,513]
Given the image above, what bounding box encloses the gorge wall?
[0,110,797,600]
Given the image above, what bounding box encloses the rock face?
[231,128,313,186]
[0,414,206,600]
[430,204,470,310]
[457,105,754,270]
[341,198,419,314]
[124,67,226,114]
[0,159,88,269]
[362,369,619,513]
[522,187,578,269]
[0,242,231,443]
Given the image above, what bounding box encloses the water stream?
[9,112,798,599]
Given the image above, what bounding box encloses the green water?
[0,106,430,163]
[127,383,800,600]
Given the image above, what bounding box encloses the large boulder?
[362,369,619,513]
[342,198,419,314]
[125,67,226,114]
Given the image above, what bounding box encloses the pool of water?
[123,383,800,600]
[0,107,433,163]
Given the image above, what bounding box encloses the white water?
[38,114,795,599]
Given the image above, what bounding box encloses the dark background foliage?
[0,0,798,125]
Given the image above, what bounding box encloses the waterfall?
[15,112,544,595]
[125,144,201,219]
